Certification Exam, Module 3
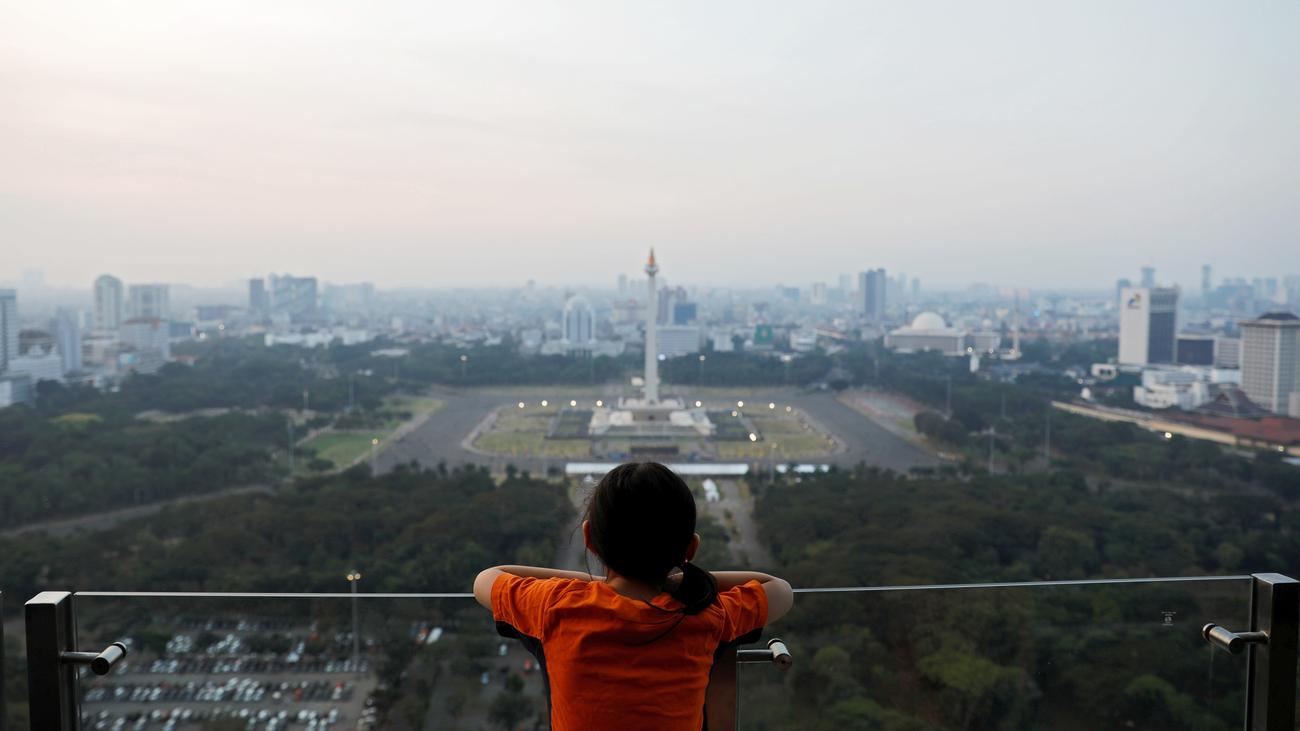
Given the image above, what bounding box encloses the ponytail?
[664,561,718,616]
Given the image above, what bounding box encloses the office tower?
[1239,312,1300,415]
[911,278,920,300]
[1118,287,1179,365]
[128,283,170,319]
[249,278,269,315]
[562,295,595,344]
[810,282,827,306]
[859,269,886,321]
[121,317,171,360]
[268,274,319,323]
[1201,265,1212,297]
[617,274,628,295]
[0,289,16,372]
[54,308,83,374]
[673,301,698,325]
[839,273,852,293]
[1140,267,1156,288]
[94,275,124,331]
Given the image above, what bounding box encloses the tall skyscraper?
[1118,287,1179,366]
[1201,265,1212,297]
[859,269,887,321]
[0,289,17,372]
[249,278,269,315]
[1140,266,1156,288]
[128,283,170,319]
[268,274,319,323]
[562,295,595,344]
[54,307,83,374]
[1239,312,1300,415]
[94,274,124,331]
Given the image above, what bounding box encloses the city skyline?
[4,2,1298,289]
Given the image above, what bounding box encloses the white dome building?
[885,312,1001,356]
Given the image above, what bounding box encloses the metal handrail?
[21,573,1299,731]
[70,573,1254,599]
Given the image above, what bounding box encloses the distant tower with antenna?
[643,248,661,404]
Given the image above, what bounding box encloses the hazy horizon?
[4,1,1298,290]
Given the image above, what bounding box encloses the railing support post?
[1246,573,1297,731]
[1,589,6,731]
[25,591,79,731]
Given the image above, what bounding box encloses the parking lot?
[79,620,380,730]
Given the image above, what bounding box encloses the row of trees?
[0,407,286,527]
[746,464,1299,730]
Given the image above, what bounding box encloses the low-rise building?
[885,312,1001,356]
[1134,366,1241,410]
[0,373,33,407]
[7,346,65,385]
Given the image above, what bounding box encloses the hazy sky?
[3,1,1298,290]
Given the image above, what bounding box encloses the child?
[474,461,794,730]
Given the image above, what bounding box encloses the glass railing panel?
[737,577,1253,731]
[70,592,537,731]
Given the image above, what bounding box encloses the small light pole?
[346,571,362,673]
[459,354,469,381]
[698,354,706,383]
[769,441,779,481]
[369,437,380,474]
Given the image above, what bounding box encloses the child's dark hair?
[585,462,718,615]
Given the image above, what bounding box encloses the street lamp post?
[346,571,362,673]
[369,437,380,474]
[459,354,469,382]
[698,354,706,384]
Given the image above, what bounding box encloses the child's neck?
[605,573,662,602]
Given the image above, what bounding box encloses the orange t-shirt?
[491,574,768,731]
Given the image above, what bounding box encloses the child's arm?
[473,565,604,610]
[711,571,794,623]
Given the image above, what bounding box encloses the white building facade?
[1240,312,1300,415]
[94,275,124,331]
[1118,287,1178,366]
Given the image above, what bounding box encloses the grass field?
[475,431,592,458]
[304,431,382,468]
[715,434,833,460]
[298,393,445,472]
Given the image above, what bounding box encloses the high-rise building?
[0,289,17,372]
[1140,266,1156,288]
[859,269,886,321]
[54,307,83,374]
[94,275,124,331]
[1239,312,1300,415]
[249,278,269,315]
[268,275,319,323]
[1118,287,1178,366]
[562,295,595,344]
[128,284,170,320]
[1201,265,1212,298]
[838,274,852,293]
[810,282,827,306]
[121,317,172,362]
[673,301,698,325]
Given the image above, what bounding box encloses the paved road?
[793,391,941,471]
[377,387,939,476]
